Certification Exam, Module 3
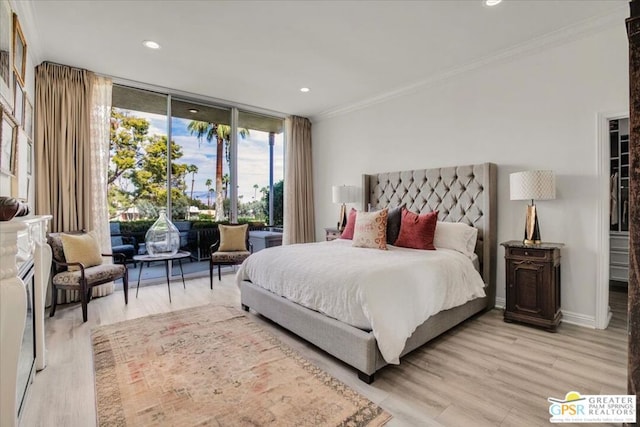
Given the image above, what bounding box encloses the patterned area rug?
[92,305,391,426]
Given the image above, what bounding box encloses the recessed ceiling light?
[143,40,161,49]
[484,0,502,6]
[300,87,310,93]
[188,108,199,114]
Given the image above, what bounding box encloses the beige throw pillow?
[352,209,388,250]
[219,224,248,251]
[60,231,103,271]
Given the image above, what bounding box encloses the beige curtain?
[35,62,92,230]
[283,116,315,244]
[35,62,114,302]
[89,75,113,255]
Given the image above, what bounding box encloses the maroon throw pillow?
[394,208,438,250]
[340,208,358,240]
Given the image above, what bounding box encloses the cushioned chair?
[210,224,253,288]
[48,231,129,322]
[109,222,136,264]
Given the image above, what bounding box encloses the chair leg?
[123,270,129,305]
[210,261,214,290]
[50,286,57,317]
[218,264,222,281]
[80,281,89,323]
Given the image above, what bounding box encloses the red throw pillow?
[394,208,438,250]
[340,208,358,240]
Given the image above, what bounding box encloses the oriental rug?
[92,304,391,426]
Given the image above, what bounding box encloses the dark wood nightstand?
[325,228,341,241]
[501,241,563,332]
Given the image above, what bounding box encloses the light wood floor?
[21,275,628,427]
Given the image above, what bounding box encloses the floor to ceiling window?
[169,98,231,222]
[109,86,168,221]
[108,84,284,281]
[237,111,284,227]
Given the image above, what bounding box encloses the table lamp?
[510,170,556,245]
[332,185,357,231]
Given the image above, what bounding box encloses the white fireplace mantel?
[0,215,52,427]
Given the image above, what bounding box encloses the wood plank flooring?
[20,276,628,427]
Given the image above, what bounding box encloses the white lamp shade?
[510,170,556,201]
[332,185,357,203]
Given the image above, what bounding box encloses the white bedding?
[236,239,486,364]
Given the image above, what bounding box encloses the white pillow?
[433,221,478,257]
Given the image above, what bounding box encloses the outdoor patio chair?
[209,224,253,288]
[109,222,137,265]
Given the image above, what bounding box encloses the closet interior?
[609,117,629,289]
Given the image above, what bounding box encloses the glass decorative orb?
[145,209,180,256]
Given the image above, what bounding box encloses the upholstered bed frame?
[240,162,497,383]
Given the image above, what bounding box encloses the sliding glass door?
[109,85,168,222]
[107,84,285,278]
[169,98,231,223]
[237,111,284,227]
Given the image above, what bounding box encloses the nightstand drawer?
[507,247,550,260]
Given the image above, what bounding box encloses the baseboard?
[493,298,596,329]
[561,310,596,329]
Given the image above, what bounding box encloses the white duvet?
[236,239,486,364]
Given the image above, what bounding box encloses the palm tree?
[205,178,213,209]
[253,184,259,199]
[187,164,198,201]
[222,174,230,200]
[188,122,249,221]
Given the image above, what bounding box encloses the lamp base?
[523,239,542,246]
[337,203,347,231]
[523,204,542,245]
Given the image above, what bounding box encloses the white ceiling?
[20,0,627,119]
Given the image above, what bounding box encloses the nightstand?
[501,241,563,332]
[325,228,341,241]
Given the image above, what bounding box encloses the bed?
[238,162,497,383]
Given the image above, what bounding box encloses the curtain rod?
[39,61,89,72]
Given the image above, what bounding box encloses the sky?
[114,108,284,206]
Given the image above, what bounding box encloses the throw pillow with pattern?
[352,209,388,250]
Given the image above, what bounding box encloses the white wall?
[312,25,628,326]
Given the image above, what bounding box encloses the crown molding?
[312,5,628,122]
[10,0,42,64]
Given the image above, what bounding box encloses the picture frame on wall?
[0,0,13,111]
[26,137,31,175]
[23,96,31,137]
[12,13,26,87]
[15,128,28,199]
[0,107,17,174]
[13,75,22,126]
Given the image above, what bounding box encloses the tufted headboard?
[362,163,497,308]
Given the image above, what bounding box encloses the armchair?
[109,222,137,264]
[209,224,253,288]
[48,231,129,322]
